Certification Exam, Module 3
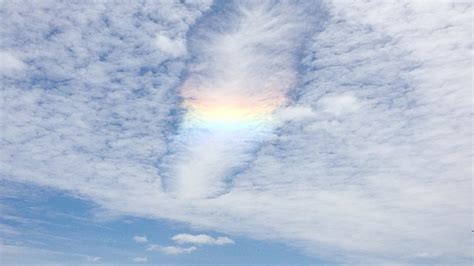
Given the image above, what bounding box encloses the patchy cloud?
[0,51,26,73]
[0,0,471,264]
[155,32,187,58]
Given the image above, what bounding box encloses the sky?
[0,0,472,265]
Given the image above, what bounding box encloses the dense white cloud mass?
[1,0,472,264]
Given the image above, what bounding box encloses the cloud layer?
[1,0,472,264]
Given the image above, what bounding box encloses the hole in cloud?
[161,1,322,199]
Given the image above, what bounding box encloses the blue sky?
[1,180,322,264]
[0,0,472,265]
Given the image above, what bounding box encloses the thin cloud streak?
[147,244,197,255]
[172,233,234,246]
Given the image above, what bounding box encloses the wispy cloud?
[86,256,101,262]
[162,0,321,199]
[147,244,197,255]
[0,243,103,264]
[133,235,148,244]
[132,256,148,262]
[172,233,234,246]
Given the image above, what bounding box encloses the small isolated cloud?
[133,256,148,263]
[155,32,187,57]
[133,235,148,243]
[0,51,25,73]
[172,233,234,246]
[276,106,315,122]
[86,256,101,262]
[317,94,361,116]
[147,244,197,255]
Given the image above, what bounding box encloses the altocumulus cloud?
[0,51,26,73]
[0,0,472,264]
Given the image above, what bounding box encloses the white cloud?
[1,0,472,264]
[317,94,361,116]
[172,233,234,246]
[132,256,147,262]
[162,1,320,199]
[275,106,315,122]
[0,51,26,73]
[144,233,233,256]
[86,256,101,262]
[133,235,148,243]
[147,244,197,255]
[155,33,187,57]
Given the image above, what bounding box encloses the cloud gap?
[159,1,324,199]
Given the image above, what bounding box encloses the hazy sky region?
[0,0,472,264]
